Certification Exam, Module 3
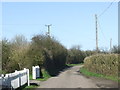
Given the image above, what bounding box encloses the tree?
[66,45,85,64]
[31,34,67,75]
[10,35,29,70]
[112,45,120,54]
[2,39,11,73]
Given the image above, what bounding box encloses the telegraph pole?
[95,14,99,52]
[110,38,112,53]
[45,24,52,37]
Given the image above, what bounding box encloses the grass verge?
[24,85,38,89]
[29,69,51,81]
[16,83,38,90]
[80,67,120,82]
[22,69,51,89]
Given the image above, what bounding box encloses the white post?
[1,74,4,77]
[36,66,40,78]
[15,70,20,87]
[15,70,17,72]
[32,66,36,79]
[27,69,30,86]
[1,74,4,89]
[5,74,9,87]
[7,74,12,89]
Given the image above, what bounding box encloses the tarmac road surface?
[37,65,118,88]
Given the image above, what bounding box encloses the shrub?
[66,46,96,64]
[112,45,120,54]
[30,35,68,76]
[66,49,85,64]
[2,34,68,75]
[84,54,118,77]
[2,39,11,73]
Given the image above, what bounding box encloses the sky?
[2,2,118,50]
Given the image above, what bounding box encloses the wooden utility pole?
[45,24,52,37]
[110,38,112,53]
[95,14,99,52]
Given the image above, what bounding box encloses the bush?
[30,35,68,76]
[66,49,85,64]
[66,46,96,64]
[112,45,120,54]
[84,50,97,56]
[84,54,119,77]
[2,35,30,73]
[2,39,11,73]
[2,34,68,75]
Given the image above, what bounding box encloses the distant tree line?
[66,46,96,64]
[111,45,120,54]
[1,34,119,75]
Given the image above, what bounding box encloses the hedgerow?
[84,54,119,77]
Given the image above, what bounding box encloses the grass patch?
[66,63,83,67]
[16,84,38,90]
[24,85,38,89]
[0,70,7,74]
[29,74,32,80]
[29,69,51,81]
[22,69,51,89]
[80,67,120,82]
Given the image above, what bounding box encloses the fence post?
[32,66,36,79]
[1,74,4,89]
[15,70,20,87]
[27,69,30,86]
[7,73,12,89]
[5,74,8,87]
[36,66,40,78]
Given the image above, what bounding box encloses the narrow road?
[38,65,118,88]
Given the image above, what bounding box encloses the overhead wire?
[97,18,108,45]
[98,0,116,17]
[96,0,117,48]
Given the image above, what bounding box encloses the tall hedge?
[2,35,68,75]
[84,54,118,77]
[30,35,68,76]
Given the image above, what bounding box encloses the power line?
[98,18,118,47]
[98,0,116,17]
[94,1,116,51]
[97,18,108,43]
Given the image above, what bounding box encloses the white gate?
[32,66,40,79]
[0,68,30,89]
